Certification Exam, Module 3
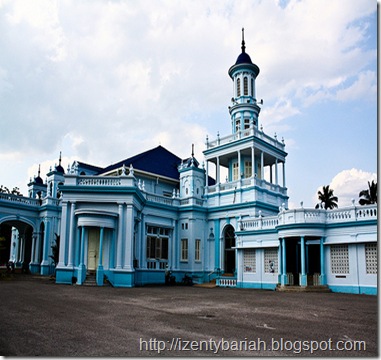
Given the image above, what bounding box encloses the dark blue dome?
[55,164,65,174]
[235,51,253,65]
[34,176,43,184]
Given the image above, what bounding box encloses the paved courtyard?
[0,275,377,356]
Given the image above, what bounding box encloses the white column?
[216,157,220,185]
[205,160,209,193]
[31,233,36,264]
[260,151,264,180]
[275,159,279,185]
[67,202,76,267]
[123,205,135,271]
[116,203,124,269]
[58,202,68,267]
[251,146,255,178]
[282,161,286,187]
[269,165,273,184]
[35,232,41,264]
[237,150,241,180]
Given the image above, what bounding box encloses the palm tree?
[359,181,377,205]
[315,185,338,209]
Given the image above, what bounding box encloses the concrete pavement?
[0,275,377,356]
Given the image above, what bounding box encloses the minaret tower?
[228,28,261,134]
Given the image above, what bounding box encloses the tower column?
[216,157,220,185]
[251,146,255,178]
[275,159,279,185]
[205,160,209,193]
[283,161,286,188]
[237,150,241,181]
[261,151,264,180]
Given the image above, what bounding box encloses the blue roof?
[101,145,183,180]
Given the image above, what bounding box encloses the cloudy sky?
[0,0,377,208]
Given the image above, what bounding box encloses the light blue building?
[0,34,377,294]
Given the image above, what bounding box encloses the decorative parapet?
[0,193,41,207]
[238,204,377,231]
[145,193,177,206]
[63,174,136,187]
[238,215,279,231]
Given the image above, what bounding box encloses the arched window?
[224,225,236,274]
[237,78,241,97]
[244,77,248,95]
[251,78,254,97]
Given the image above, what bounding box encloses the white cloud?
[313,169,377,207]
[336,70,377,102]
[0,0,376,203]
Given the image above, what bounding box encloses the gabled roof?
[77,162,104,174]
[101,145,183,181]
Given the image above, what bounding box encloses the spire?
[191,143,194,158]
[59,151,62,166]
[38,164,41,177]
[241,27,246,53]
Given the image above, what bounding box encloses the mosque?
[0,32,377,294]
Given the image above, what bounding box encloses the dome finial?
[241,27,246,53]
[59,151,62,166]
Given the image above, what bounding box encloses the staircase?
[83,274,97,286]
[194,279,217,288]
[276,285,331,293]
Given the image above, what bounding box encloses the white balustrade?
[239,204,377,232]
[216,277,237,287]
[0,193,41,206]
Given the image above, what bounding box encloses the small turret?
[178,144,205,200]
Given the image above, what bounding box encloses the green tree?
[359,180,377,205]
[315,185,338,209]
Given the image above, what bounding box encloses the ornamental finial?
[241,27,246,53]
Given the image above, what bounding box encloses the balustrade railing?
[216,276,237,287]
[146,260,168,270]
[77,177,122,186]
[0,193,41,206]
[239,205,377,231]
[145,193,174,206]
[207,177,287,196]
[206,127,285,150]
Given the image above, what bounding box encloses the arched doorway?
[0,220,34,272]
[223,225,236,274]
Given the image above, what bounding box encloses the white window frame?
[181,238,188,261]
[195,239,201,262]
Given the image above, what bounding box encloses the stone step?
[83,275,97,286]
[276,285,331,293]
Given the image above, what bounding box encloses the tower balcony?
[205,126,285,151]
[205,176,288,210]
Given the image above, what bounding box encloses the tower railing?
[206,126,285,150]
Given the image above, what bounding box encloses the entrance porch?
[279,236,326,288]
